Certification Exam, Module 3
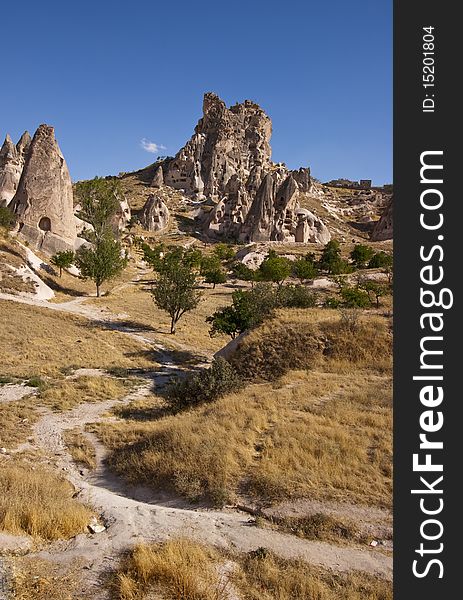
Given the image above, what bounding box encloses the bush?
[0,206,16,230]
[350,244,375,268]
[340,286,371,308]
[292,257,318,283]
[368,251,393,269]
[259,251,292,286]
[277,285,317,308]
[165,358,243,409]
[231,262,257,283]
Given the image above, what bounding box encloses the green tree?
[75,177,121,241]
[204,267,227,289]
[259,251,292,287]
[368,251,393,269]
[152,259,202,334]
[212,243,235,262]
[350,244,375,268]
[200,255,226,288]
[75,235,127,297]
[360,280,389,308]
[292,257,318,284]
[231,262,257,285]
[340,286,371,308]
[318,240,351,274]
[51,250,75,277]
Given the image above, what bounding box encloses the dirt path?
[1,286,392,597]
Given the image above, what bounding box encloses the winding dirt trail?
[1,287,392,597]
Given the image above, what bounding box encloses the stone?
[0,132,31,207]
[371,197,393,241]
[112,196,131,232]
[140,194,170,232]
[88,517,106,534]
[295,208,331,244]
[151,164,164,188]
[11,125,77,254]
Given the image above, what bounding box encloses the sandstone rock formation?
[140,194,169,232]
[11,125,77,254]
[151,165,164,188]
[162,92,327,243]
[371,197,393,241]
[112,196,132,232]
[0,132,31,207]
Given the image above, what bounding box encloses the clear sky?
[1,0,392,185]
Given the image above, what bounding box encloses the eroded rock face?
[165,92,272,200]
[140,194,169,232]
[0,132,31,207]
[371,197,393,241]
[163,93,326,243]
[11,125,77,254]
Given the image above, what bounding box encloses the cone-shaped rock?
[371,197,393,241]
[151,165,164,188]
[140,194,169,232]
[11,124,77,254]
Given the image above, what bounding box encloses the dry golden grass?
[96,364,392,507]
[0,462,94,540]
[0,300,157,377]
[233,550,392,600]
[0,400,39,449]
[230,308,392,381]
[91,276,238,354]
[63,428,96,469]
[114,539,224,600]
[11,557,88,600]
[38,376,133,411]
[262,512,363,544]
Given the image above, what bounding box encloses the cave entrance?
[38,216,51,231]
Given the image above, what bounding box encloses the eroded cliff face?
[371,197,393,241]
[11,124,77,254]
[164,92,328,243]
[0,132,31,207]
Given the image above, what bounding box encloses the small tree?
[340,286,371,308]
[76,235,127,297]
[152,260,202,333]
[213,243,235,263]
[350,244,375,268]
[318,240,351,274]
[259,252,292,287]
[75,177,121,241]
[200,255,226,288]
[368,251,393,269]
[231,262,257,285]
[292,257,318,284]
[361,280,389,308]
[204,267,227,289]
[51,250,75,277]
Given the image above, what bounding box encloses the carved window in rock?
[38,216,51,232]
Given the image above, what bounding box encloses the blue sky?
[1,0,392,184]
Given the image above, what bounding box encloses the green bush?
[340,287,371,308]
[350,244,375,268]
[277,285,317,308]
[0,206,16,230]
[368,251,393,269]
[165,358,243,409]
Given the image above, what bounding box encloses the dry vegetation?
[37,375,133,411]
[112,539,392,600]
[0,300,157,377]
[11,557,88,600]
[0,400,39,449]
[0,462,94,540]
[95,312,392,509]
[232,549,392,600]
[63,428,97,469]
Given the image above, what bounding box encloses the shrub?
[277,284,317,308]
[340,286,371,308]
[350,244,375,268]
[292,257,318,283]
[231,261,257,283]
[259,251,292,286]
[0,206,16,230]
[368,251,393,269]
[50,250,75,277]
[165,358,243,409]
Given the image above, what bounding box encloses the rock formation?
[151,165,164,188]
[112,196,131,232]
[162,92,327,243]
[371,197,393,241]
[140,194,169,232]
[0,132,31,207]
[11,125,77,254]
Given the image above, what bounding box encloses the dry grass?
[0,462,94,540]
[89,274,238,355]
[0,400,39,449]
[114,539,224,600]
[0,300,157,377]
[230,308,392,381]
[96,365,392,507]
[261,512,363,544]
[11,557,88,600]
[63,428,96,469]
[233,550,392,600]
[37,375,133,411]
